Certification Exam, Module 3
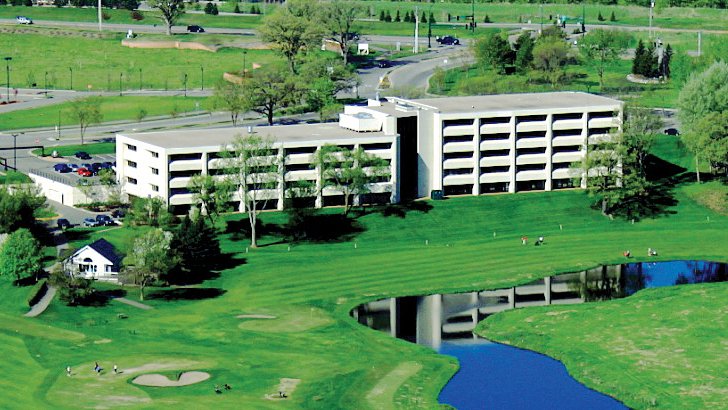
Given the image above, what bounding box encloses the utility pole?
[427,1,433,49]
[540,2,544,33]
[119,72,123,96]
[4,57,11,104]
[471,0,475,32]
[414,7,420,53]
[649,0,654,39]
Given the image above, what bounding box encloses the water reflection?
[353,261,726,410]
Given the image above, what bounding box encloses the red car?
[78,167,93,177]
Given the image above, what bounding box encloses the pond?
[353,261,727,409]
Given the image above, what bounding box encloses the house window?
[127,160,137,168]
[105,265,113,272]
[151,184,159,192]
[151,167,159,175]
[127,177,137,184]
[126,143,137,151]
[149,150,159,158]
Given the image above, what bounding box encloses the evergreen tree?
[484,14,491,23]
[514,32,534,73]
[404,10,411,23]
[447,12,451,22]
[610,11,617,21]
[632,39,646,75]
[421,11,427,23]
[385,10,392,22]
[170,217,221,283]
[429,12,435,24]
[233,3,240,13]
[662,44,673,78]
[394,9,400,22]
[646,42,659,78]
[597,11,605,21]
[379,10,385,21]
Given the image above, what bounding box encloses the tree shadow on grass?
[285,213,364,243]
[379,200,434,218]
[145,287,226,301]
[645,154,687,181]
[76,288,127,307]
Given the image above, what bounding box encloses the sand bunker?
[132,371,210,387]
[265,378,301,400]
[236,314,276,319]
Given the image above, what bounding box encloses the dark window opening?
[481,149,510,158]
[480,182,509,193]
[516,180,545,191]
[443,184,473,196]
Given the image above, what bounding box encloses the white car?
[16,16,33,25]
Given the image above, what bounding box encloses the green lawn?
[0,31,278,91]
[31,142,116,158]
[2,96,211,131]
[0,170,32,184]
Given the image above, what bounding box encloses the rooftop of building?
[377,92,622,114]
[118,122,392,149]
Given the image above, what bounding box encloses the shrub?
[484,14,491,23]
[102,11,111,21]
[26,279,48,307]
[131,10,144,21]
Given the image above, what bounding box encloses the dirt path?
[114,297,153,310]
[366,362,422,409]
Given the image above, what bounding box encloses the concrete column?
[508,287,516,309]
[544,276,552,305]
[416,294,443,349]
[470,292,479,338]
[201,152,209,175]
[580,112,589,189]
[473,118,481,195]
[390,135,400,204]
[389,298,398,338]
[315,146,323,208]
[579,270,587,300]
[545,114,553,191]
[509,116,517,193]
[276,147,285,211]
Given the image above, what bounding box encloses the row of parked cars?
[57,210,125,230]
[54,161,114,176]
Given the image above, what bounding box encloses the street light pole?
[649,0,654,38]
[44,71,48,92]
[98,0,102,32]
[4,57,11,104]
[119,72,123,96]
[11,133,22,169]
[139,68,142,91]
[200,66,204,90]
[183,73,188,97]
[243,51,247,77]
[471,0,475,32]
[69,67,73,90]
[427,0,432,49]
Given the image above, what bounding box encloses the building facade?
[116,122,400,214]
[115,92,622,211]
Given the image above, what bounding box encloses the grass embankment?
[0,31,278,91]
[0,170,32,184]
[0,136,726,408]
[32,142,116,157]
[2,96,211,131]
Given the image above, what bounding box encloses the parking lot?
[49,153,117,185]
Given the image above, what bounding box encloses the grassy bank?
[0,132,726,408]
[0,170,32,184]
[0,31,277,91]
[32,142,116,157]
[1,96,211,131]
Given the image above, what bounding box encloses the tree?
[221,134,282,248]
[258,0,324,74]
[0,186,47,234]
[610,11,617,21]
[97,168,122,205]
[581,137,627,216]
[299,55,358,120]
[212,80,249,126]
[693,111,728,177]
[121,228,177,300]
[622,106,663,176]
[379,10,385,21]
[678,61,728,182]
[0,228,42,283]
[632,39,646,75]
[126,197,174,227]
[321,0,362,65]
[313,145,390,216]
[394,9,400,22]
[50,266,94,306]
[579,29,630,88]
[661,44,673,79]
[187,174,233,225]
[170,217,221,281]
[597,11,604,21]
[244,65,299,126]
[69,97,103,145]
[532,36,571,87]
[473,32,513,74]
[513,32,534,73]
[148,0,185,36]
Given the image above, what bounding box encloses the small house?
[65,238,122,282]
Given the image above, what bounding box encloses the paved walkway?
[114,297,153,310]
[24,285,57,317]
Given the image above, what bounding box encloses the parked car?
[75,151,91,160]
[664,128,680,136]
[57,218,71,230]
[101,162,113,169]
[78,167,93,177]
[16,16,33,25]
[187,25,205,33]
[436,35,460,45]
[68,163,80,171]
[82,218,99,227]
[91,163,103,172]
[53,164,71,173]
[111,209,126,219]
[95,214,115,226]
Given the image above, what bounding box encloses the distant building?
[64,239,122,282]
[115,92,622,212]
